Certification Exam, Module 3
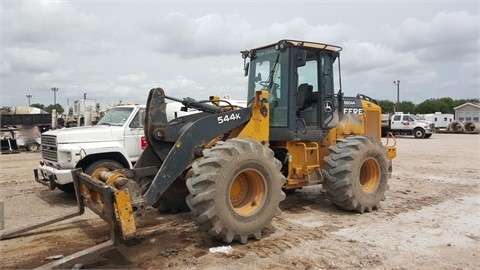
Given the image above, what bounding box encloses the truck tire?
[84,159,124,175]
[186,138,286,244]
[58,159,125,193]
[413,128,426,139]
[26,143,40,152]
[322,136,391,213]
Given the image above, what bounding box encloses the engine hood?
[44,125,122,144]
[418,119,434,125]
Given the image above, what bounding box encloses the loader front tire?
[322,136,391,213]
[186,138,286,244]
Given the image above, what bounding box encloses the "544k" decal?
[217,113,241,124]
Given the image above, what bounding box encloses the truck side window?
[129,110,144,128]
[393,115,401,121]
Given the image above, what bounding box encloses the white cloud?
[5,47,61,73]
[384,11,479,62]
[118,72,148,84]
[1,2,478,107]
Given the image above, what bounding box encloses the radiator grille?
[41,134,57,162]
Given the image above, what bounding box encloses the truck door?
[391,114,403,130]
[124,108,145,162]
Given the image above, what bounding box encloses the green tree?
[397,101,416,114]
[438,97,455,114]
[44,104,64,114]
[415,99,437,114]
[30,103,45,110]
[377,100,395,114]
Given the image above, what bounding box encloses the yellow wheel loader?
[1,40,396,267]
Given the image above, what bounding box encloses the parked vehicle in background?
[382,112,435,139]
[422,112,453,130]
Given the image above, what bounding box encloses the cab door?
[124,108,145,162]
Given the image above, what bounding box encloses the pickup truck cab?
[382,112,435,139]
[34,104,146,191]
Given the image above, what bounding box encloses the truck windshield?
[97,107,134,126]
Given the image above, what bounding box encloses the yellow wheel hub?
[229,169,266,217]
[360,158,381,193]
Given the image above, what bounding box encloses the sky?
[1,0,479,109]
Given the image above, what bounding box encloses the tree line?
[30,103,65,114]
[377,97,479,115]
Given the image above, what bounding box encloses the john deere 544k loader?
[1,40,396,267]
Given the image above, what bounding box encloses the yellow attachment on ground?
[114,189,137,240]
[75,169,137,241]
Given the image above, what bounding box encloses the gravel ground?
[1,133,479,269]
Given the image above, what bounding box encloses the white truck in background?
[34,102,200,192]
[382,112,435,139]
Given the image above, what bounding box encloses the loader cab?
[245,40,342,142]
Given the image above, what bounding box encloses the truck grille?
[41,134,58,162]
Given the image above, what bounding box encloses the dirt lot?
[1,133,479,269]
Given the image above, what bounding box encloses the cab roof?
[252,39,342,52]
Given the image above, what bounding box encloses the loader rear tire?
[186,138,286,244]
[322,136,391,213]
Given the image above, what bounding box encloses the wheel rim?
[359,158,381,193]
[229,169,266,217]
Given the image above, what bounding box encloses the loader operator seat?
[296,83,313,116]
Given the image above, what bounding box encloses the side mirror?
[296,50,307,67]
[244,62,249,77]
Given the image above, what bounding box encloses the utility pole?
[26,94,32,106]
[51,87,59,105]
[393,80,400,105]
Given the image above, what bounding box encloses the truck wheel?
[413,128,426,139]
[84,160,124,175]
[186,138,286,244]
[27,143,39,152]
[322,136,391,213]
[57,160,125,193]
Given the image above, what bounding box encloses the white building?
[454,102,480,122]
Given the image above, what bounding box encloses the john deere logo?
[324,101,333,112]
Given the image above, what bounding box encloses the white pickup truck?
[34,104,147,192]
[34,97,243,192]
[382,112,435,139]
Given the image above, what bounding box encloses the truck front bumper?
[34,165,74,189]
